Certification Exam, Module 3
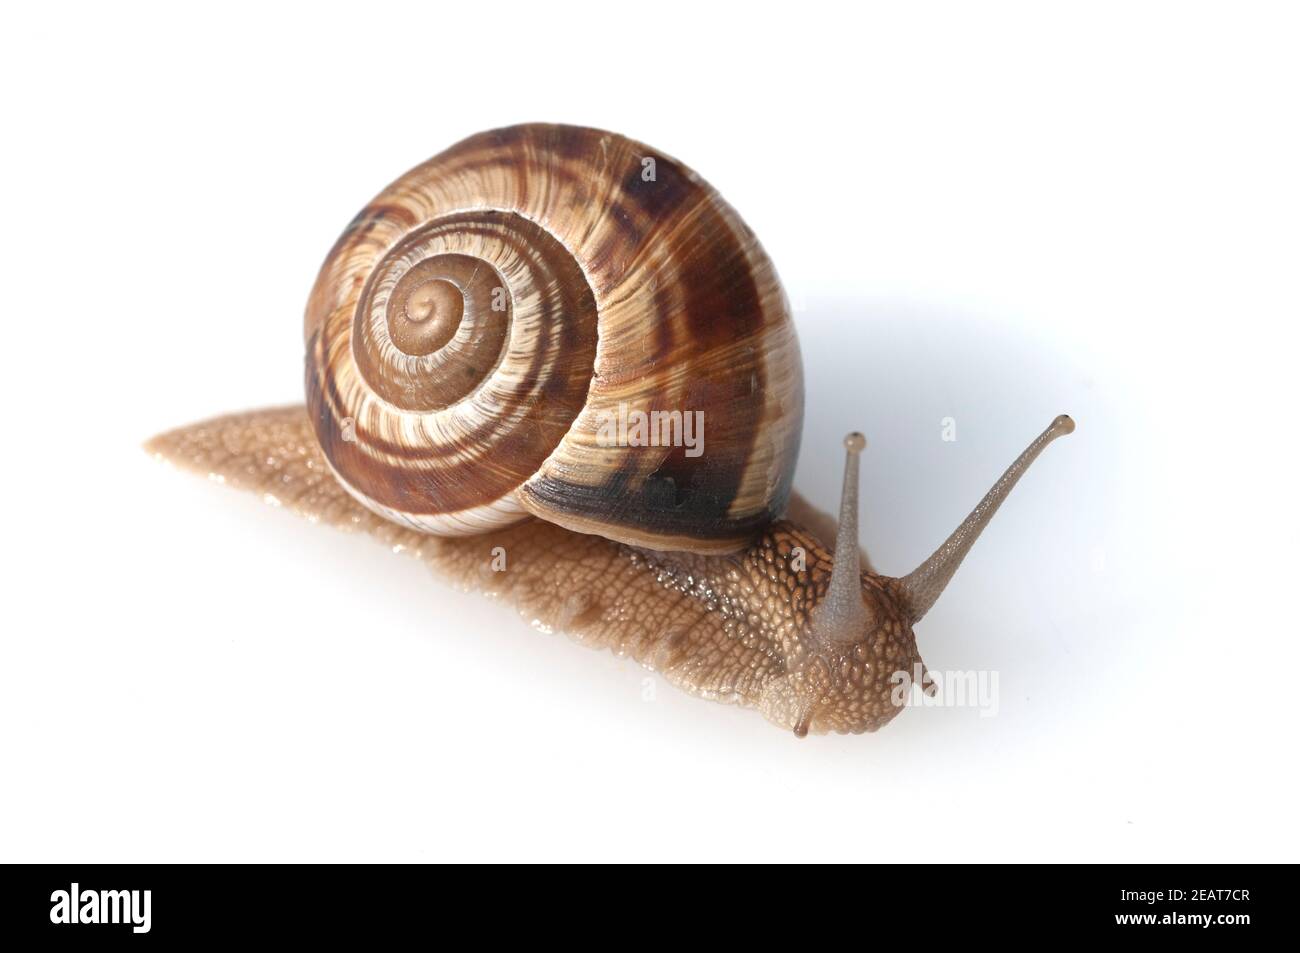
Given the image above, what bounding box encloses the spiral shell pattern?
[306,124,803,553]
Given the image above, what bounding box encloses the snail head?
[779,415,1075,736]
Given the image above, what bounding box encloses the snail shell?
[305,124,803,553]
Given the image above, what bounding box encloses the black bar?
[1,864,1284,943]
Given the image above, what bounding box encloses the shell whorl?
[305,124,803,552]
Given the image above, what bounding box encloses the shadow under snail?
[147,123,1074,737]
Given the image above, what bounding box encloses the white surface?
[1,1,1297,862]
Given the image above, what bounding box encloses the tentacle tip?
[1052,414,1075,436]
[843,431,867,454]
[792,706,813,738]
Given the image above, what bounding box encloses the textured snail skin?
[306,124,802,553]
[147,408,923,736]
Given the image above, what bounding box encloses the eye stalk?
[898,414,1075,622]
[810,432,870,645]
[809,415,1075,645]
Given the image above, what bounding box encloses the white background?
[2,1,1297,862]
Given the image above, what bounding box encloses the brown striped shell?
[305,124,803,553]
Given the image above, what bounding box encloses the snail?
[147,123,1073,736]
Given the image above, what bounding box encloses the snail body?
[148,124,1073,736]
